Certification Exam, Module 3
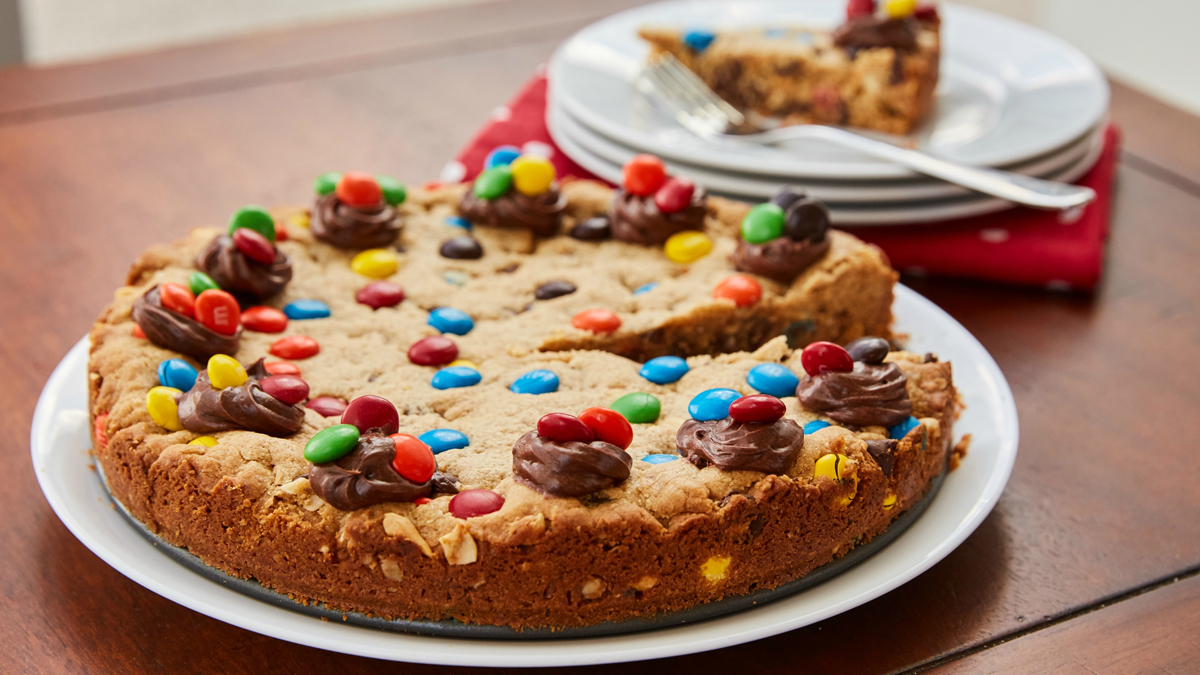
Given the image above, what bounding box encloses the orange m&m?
[159,283,195,318]
[572,309,621,334]
[578,407,633,450]
[336,172,383,207]
[712,274,763,307]
[390,433,437,483]
[195,289,241,335]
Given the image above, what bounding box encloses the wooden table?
[3,1,1199,672]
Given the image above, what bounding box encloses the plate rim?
[32,287,1018,666]
[547,0,1109,180]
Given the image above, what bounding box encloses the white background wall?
[14,0,1200,115]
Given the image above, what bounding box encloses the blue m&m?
[510,369,559,395]
[640,356,689,384]
[683,29,715,53]
[432,366,482,390]
[157,359,198,392]
[643,454,680,464]
[633,282,659,296]
[746,363,800,398]
[889,416,920,440]
[484,145,521,169]
[419,429,470,454]
[444,216,472,230]
[428,307,474,335]
[804,420,831,435]
[688,388,741,421]
[284,299,331,320]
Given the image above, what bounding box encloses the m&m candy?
[428,307,474,335]
[159,283,195,318]
[449,489,505,519]
[804,420,831,434]
[351,249,399,279]
[728,394,786,424]
[640,356,689,384]
[746,363,800,398]
[889,416,920,440]
[534,281,576,301]
[146,386,183,431]
[207,354,248,389]
[664,231,712,263]
[188,271,219,296]
[408,336,458,366]
[510,155,556,196]
[578,407,633,450]
[342,395,400,435]
[431,366,482,390]
[623,155,667,196]
[390,433,437,483]
[510,369,559,395]
[419,429,470,454]
[306,396,347,417]
[270,335,320,360]
[800,341,854,376]
[572,309,621,333]
[610,392,661,424]
[846,0,876,18]
[633,282,658,296]
[653,177,695,214]
[195,289,241,335]
[336,172,383,207]
[228,206,276,241]
[741,203,786,244]
[449,359,477,370]
[713,274,762,307]
[683,29,716,53]
[260,375,308,405]
[314,172,342,195]
[643,454,680,464]
[188,436,218,447]
[537,413,595,444]
[303,424,360,463]
[241,306,288,333]
[376,175,407,206]
[444,215,472,230]
[474,166,513,200]
[440,236,484,260]
[264,361,300,376]
[846,336,890,364]
[884,0,916,18]
[233,227,276,264]
[284,299,331,320]
[688,388,741,421]
[484,145,521,169]
[569,216,612,241]
[356,281,405,309]
[157,359,198,392]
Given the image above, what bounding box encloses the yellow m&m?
[884,0,916,18]
[147,386,183,431]
[664,230,713,264]
[510,156,556,196]
[207,354,248,389]
[189,436,218,447]
[449,359,478,370]
[814,453,858,506]
[351,248,399,279]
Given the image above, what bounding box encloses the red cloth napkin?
[451,71,1119,291]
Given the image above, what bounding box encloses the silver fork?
[637,54,1096,211]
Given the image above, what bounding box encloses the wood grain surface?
[2,1,1199,672]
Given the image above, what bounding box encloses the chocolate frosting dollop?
[609,188,707,245]
[132,285,241,362]
[733,236,831,283]
[512,431,632,498]
[195,234,292,301]
[178,359,305,437]
[834,15,919,52]
[676,417,804,474]
[459,187,566,237]
[311,194,402,249]
[796,361,912,427]
[309,433,432,511]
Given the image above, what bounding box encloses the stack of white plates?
[546,1,1110,226]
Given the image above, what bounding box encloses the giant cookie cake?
[88,151,961,629]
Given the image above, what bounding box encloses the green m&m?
[740,203,785,244]
[188,271,220,296]
[228,205,276,242]
[314,172,342,196]
[473,166,513,200]
[611,392,661,424]
[377,175,407,206]
[303,424,361,464]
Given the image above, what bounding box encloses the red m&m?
[195,289,241,335]
[578,407,633,450]
[390,433,436,483]
[654,177,695,214]
[713,274,762,307]
[270,334,320,360]
[800,341,854,376]
[537,413,595,444]
[306,396,347,417]
[408,336,458,366]
[260,375,309,405]
[623,155,667,196]
[449,489,505,519]
[336,171,383,207]
[241,306,288,333]
[356,281,405,309]
[159,283,195,318]
[342,395,400,435]
[233,227,276,264]
[728,395,786,424]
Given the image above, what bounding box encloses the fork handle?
[745,125,1096,211]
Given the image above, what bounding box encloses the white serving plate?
[550,103,1105,225]
[33,285,1017,666]
[547,0,1109,180]
[550,100,1100,203]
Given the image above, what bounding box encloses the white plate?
[550,101,1100,203]
[552,104,1105,225]
[33,287,1017,666]
[35,288,1017,664]
[547,1,1108,180]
